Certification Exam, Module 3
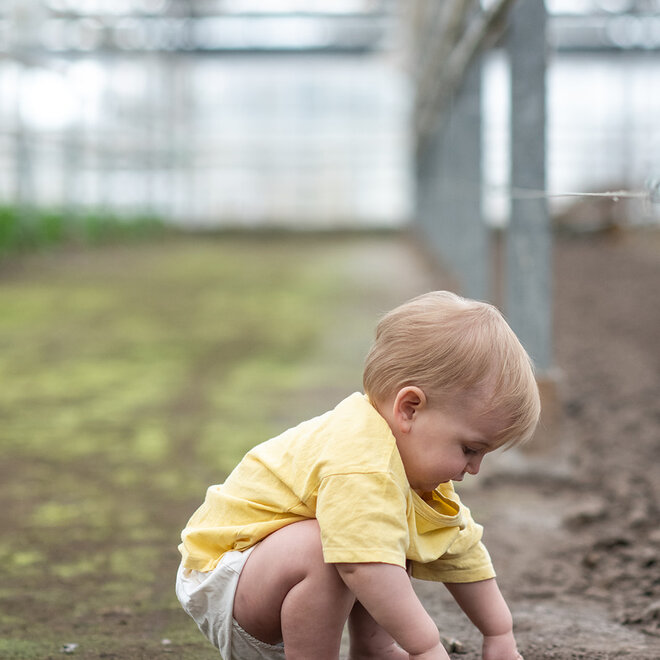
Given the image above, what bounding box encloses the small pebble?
[643,600,660,621]
[582,551,601,568]
[562,499,607,528]
[440,635,466,653]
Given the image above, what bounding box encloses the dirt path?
[415,230,660,659]
[1,230,659,659]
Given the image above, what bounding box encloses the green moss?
[0,639,53,660]
[108,546,157,580]
[0,233,414,659]
[6,550,45,569]
[51,556,105,579]
[30,499,111,528]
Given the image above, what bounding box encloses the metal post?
[443,58,486,300]
[506,0,552,372]
[506,0,563,458]
[415,57,486,300]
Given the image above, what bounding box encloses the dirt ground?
[1,226,659,659]
[414,229,660,659]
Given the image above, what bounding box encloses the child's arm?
[336,562,449,660]
[444,578,523,660]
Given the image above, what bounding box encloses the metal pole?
[446,58,486,300]
[506,0,552,372]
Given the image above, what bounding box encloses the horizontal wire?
[509,187,650,201]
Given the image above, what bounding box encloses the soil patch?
[414,230,660,659]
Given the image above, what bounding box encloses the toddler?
[176,291,541,660]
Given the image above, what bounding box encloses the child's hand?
[482,630,523,660]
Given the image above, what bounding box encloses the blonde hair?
[363,291,541,447]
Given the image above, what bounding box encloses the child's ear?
[393,386,427,429]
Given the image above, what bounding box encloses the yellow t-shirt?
[179,393,495,584]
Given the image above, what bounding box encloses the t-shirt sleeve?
[315,472,409,567]
[410,508,496,583]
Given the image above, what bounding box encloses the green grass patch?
[0,232,421,659]
[0,203,164,257]
[0,639,54,660]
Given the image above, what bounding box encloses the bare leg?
[233,519,355,660]
[348,600,409,660]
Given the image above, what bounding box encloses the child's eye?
[462,446,478,456]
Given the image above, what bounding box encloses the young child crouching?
[176,291,541,660]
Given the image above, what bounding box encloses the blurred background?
[1,0,659,230]
[2,2,660,659]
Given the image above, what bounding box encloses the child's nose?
[466,455,483,475]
